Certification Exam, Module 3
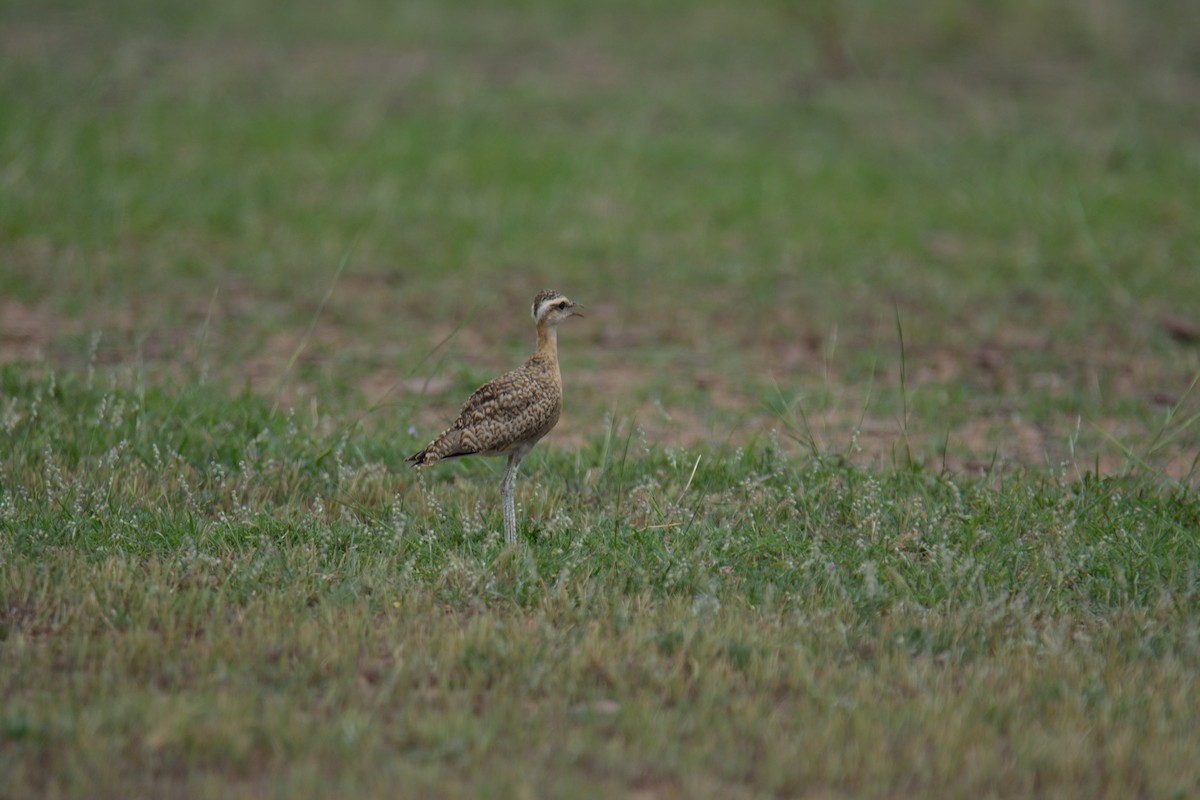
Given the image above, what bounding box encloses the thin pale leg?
[500,453,522,545]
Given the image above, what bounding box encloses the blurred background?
[2,0,1198,474]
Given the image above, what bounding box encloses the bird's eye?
[557,301,568,310]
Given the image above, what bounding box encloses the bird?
[406,289,583,545]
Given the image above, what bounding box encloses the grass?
[3,0,1200,796]
[4,367,1199,797]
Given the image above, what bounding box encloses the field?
[3,0,1200,796]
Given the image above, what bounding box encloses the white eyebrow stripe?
[533,296,568,321]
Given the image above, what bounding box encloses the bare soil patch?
[0,298,63,362]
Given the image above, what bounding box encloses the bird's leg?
[500,453,522,545]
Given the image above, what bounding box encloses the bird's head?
[532,289,583,327]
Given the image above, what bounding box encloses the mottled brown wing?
[448,367,562,456]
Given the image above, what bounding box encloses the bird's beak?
[569,303,584,318]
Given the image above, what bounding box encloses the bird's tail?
[406,427,468,468]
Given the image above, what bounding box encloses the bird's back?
[408,353,562,465]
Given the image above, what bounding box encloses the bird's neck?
[534,323,558,360]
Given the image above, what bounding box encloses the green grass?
[3,0,1200,796]
[3,367,1199,797]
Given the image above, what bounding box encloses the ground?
[2,1,1200,797]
